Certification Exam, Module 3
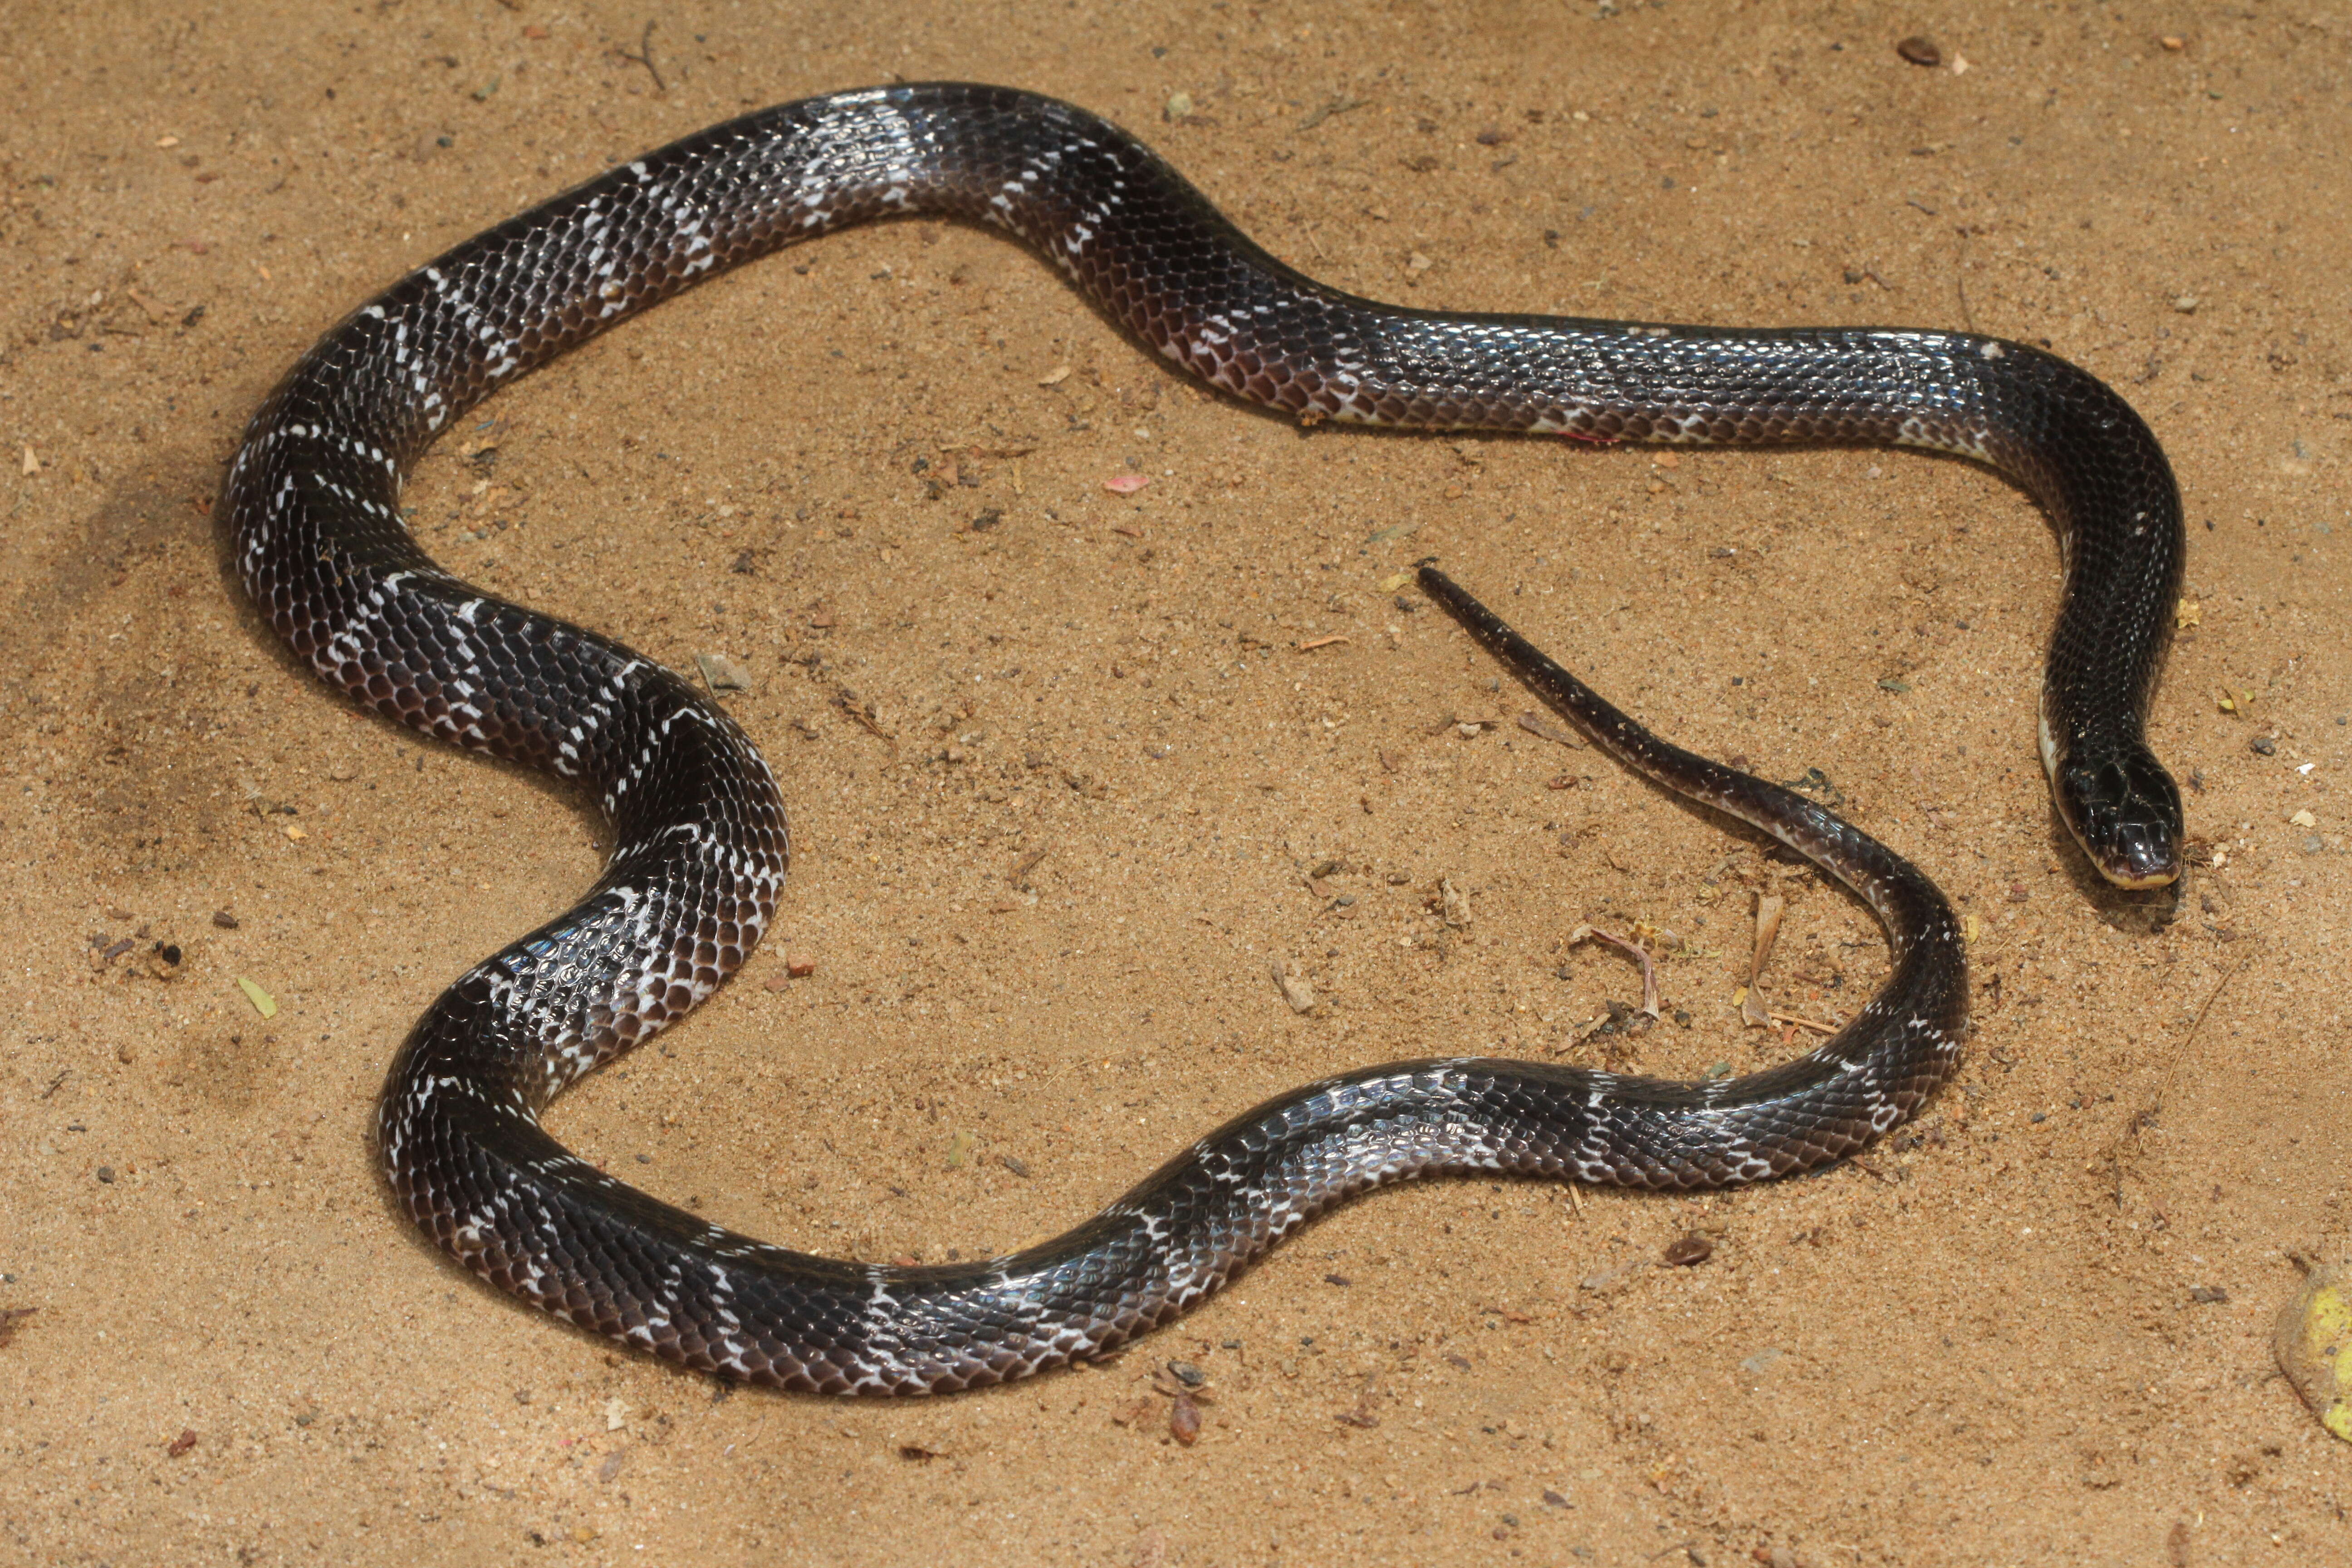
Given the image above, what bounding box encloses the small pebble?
[1166,1360,1206,1388]
[2190,1284,2230,1305]
[695,652,752,692]
[96,1166,115,1184]
[211,910,239,929]
[1895,35,1942,66]
[2249,735,2276,756]
[785,952,816,977]
[1325,1272,1353,1288]
[1272,963,1316,1014]
[1169,1392,1202,1445]
[1661,1233,1714,1266]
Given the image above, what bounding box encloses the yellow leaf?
[2174,597,2202,629]
[2277,1264,2352,1445]
[235,977,277,1018]
[1379,572,1411,593]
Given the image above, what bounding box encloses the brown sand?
[4,3,2348,1564]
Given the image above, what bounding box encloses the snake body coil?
[226,84,2173,1393]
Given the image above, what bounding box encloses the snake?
[225,83,2176,1393]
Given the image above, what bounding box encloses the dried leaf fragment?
[1568,925,1660,1018]
[2277,1263,2352,1443]
[1517,711,1586,749]
[1742,896,1786,1028]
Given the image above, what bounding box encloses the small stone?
[2249,735,2276,755]
[695,652,751,692]
[211,910,239,929]
[1164,91,1194,120]
[785,952,816,978]
[1895,35,1943,66]
[1272,962,1316,1014]
[2173,294,2200,313]
[1661,1233,1714,1266]
[1169,1392,1202,1445]
[96,1166,115,1184]
[2190,1284,2230,1305]
[166,1428,198,1458]
[2291,809,2318,828]
[1166,1360,1206,1388]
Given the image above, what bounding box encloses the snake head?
[2055,744,2184,889]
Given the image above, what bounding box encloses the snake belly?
[225,82,2175,1392]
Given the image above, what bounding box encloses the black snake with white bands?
[226,83,2178,1393]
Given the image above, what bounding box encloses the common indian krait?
[227,82,2174,1392]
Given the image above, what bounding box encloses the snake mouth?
[2066,813,2184,890]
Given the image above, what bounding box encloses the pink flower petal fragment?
[1102,473,1151,495]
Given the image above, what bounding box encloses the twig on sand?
[617,20,665,93]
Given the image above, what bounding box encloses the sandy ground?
[3,2,2348,1564]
